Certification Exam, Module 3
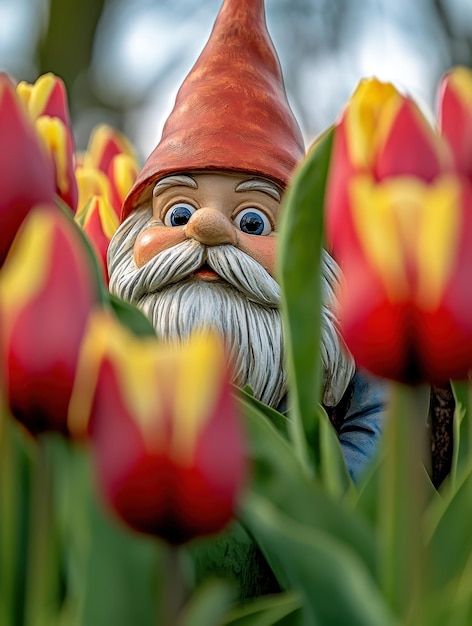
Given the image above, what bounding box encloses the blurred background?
[1,0,471,164]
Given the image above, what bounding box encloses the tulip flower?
[0,73,55,267]
[75,166,110,215]
[69,315,246,544]
[82,124,137,174]
[326,77,472,384]
[17,73,78,212]
[107,153,139,219]
[325,78,449,258]
[80,125,139,218]
[75,195,119,283]
[0,205,99,435]
[437,65,472,181]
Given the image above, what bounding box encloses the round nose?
[185,208,237,246]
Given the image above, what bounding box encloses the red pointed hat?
[121,0,305,221]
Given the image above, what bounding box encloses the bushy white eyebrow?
[153,175,198,197]
[235,179,281,202]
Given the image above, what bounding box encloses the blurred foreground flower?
[326,76,472,384]
[0,73,55,267]
[70,315,246,544]
[0,205,99,435]
[17,73,78,213]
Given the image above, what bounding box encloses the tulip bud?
[35,115,78,212]
[326,78,447,258]
[70,315,246,544]
[0,205,98,435]
[76,195,119,284]
[17,73,78,212]
[107,154,139,218]
[326,75,472,384]
[75,166,111,216]
[83,124,137,174]
[0,73,55,267]
[437,65,472,180]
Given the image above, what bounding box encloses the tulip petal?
[0,74,55,266]
[375,98,444,181]
[349,175,461,309]
[0,205,98,434]
[438,66,472,179]
[84,124,137,174]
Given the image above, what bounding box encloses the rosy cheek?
[236,233,277,277]
[133,226,186,267]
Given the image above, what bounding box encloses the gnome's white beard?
[108,208,355,409]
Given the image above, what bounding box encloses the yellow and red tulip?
[82,124,137,175]
[76,195,119,284]
[0,205,99,435]
[437,66,472,181]
[70,316,246,544]
[75,126,139,219]
[106,153,139,218]
[326,78,449,258]
[327,76,472,384]
[17,73,78,213]
[0,73,56,267]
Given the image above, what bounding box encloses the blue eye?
[164,203,196,227]
[234,208,271,236]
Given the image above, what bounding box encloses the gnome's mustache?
[117,239,281,308]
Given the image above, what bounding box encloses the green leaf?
[426,464,472,594]
[42,442,160,626]
[108,293,157,337]
[0,414,35,626]
[221,591,302,626]
[241,493,398,626]
[239,397,378,578]
[238,387,290,439]
[451,381,472,484]
[179,580,236,626]
[277,130,334,475]
[318,404,353,497]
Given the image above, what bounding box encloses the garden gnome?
[108,0,386,482]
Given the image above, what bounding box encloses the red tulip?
[0,73,55,267]
[76,195,119,284]
[82,124,137,175]
[0,205,99,434]
[326,77,472,384]
[438,65,472,182]
[106,154,139,218]
[325,78,449,259]
[17,73,78,212]
[70,317,246,544]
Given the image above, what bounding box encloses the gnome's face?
[108,171,289,409]
[134,171,281,276]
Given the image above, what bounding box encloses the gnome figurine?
[108,0,386,481]
[108,0,387,594]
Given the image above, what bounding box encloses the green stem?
[0,414,18,626]
[159,544,187,626]
[24,437,60,626]
[380,383,430,624]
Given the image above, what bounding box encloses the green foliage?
[277,130,333,477]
